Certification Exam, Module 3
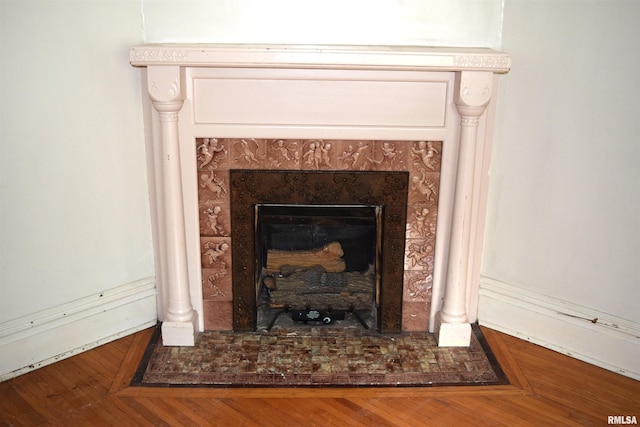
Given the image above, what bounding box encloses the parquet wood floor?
[1,326,638,426]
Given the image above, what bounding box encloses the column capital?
[454,71,493,117]
[147,65,185,104]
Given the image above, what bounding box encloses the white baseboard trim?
[478,277,640,380]
[0,278,158,382]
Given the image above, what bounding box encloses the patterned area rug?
[132,324,507,387]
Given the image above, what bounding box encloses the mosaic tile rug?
[131,324,508,387]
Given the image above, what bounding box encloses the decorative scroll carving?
[454,54,511,70]
[130,48,188,63]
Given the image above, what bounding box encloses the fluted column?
[148,66,197,346]
[435,71,493,346]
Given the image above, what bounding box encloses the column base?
[161,313,198,346]
[434,312,472,347]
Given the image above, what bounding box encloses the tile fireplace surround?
[130,44,510,347]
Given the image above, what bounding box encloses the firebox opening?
[256,204,381,330]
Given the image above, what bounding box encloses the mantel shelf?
[130,43,510,73]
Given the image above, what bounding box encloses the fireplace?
[130,44,510,346]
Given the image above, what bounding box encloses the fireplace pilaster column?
[148,66,198,346]
[435,71,493,346]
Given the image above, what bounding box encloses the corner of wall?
[0,278,157,382]
[478,276,640,381]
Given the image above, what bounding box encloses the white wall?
[479,0,640,379]
[0,1,157,380]
[141,0,503,47]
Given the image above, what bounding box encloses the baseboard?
[0,278,158,382]
[478,277,640,380]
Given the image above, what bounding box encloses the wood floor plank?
[110,327,155,394]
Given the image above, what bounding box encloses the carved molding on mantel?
[130,44,510,72]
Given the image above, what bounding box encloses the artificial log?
[266,241,346,273]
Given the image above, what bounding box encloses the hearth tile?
[368,373,387,384]
[312,373,333,384]
[146,361,166,374]
[221,373,237,383]
[254,373,275,384]
[348,373,370,384]
[385,373,406,384]
[135,326,508,387]
[273,373,294,385]
[198,373,222,383]
[400,361,422,373]
[331,373,351,384]
[294,373,312,383]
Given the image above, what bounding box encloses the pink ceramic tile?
[401,301,430,331]
[203,300,233,330]
[371,140,409,171]
[196,138,229,171]
[201,268,232,301]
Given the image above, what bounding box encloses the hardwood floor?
[1,326,638,426]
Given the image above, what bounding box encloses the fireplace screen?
[256,204,380,330]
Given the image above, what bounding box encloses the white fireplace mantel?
[130,44,510,346]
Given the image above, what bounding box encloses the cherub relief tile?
[334,140,373,171]
[410,141,442,173]
[405,198,438,239]
[200,237,231,269]
[404,238,435,272]
[196,138,229,171]
[228,138,265,169]
[264,139,301,170]
[371,141,409,171]
[198,170,229,203]
[199,201,230,237]
[403,270,433,302]
[300,140,336,170]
